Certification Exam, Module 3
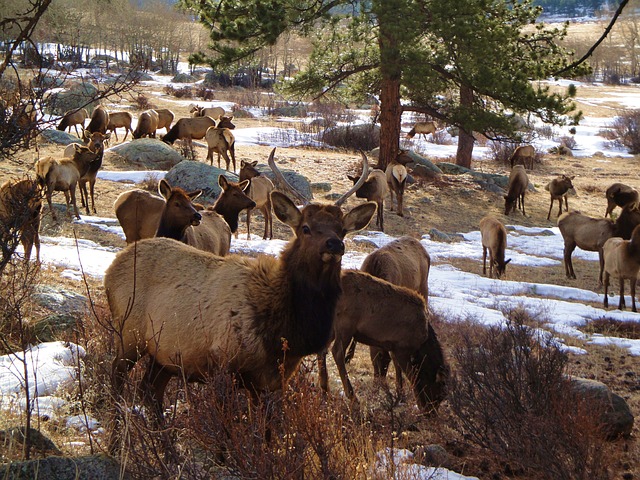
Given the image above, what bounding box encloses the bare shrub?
[321,124,380,151]
[488,140,517,164]
[137,172,163,192]
[536,124,556,139]
[132,94,154,111]
[448,315,608,479]
[559,135,577,150]
[163,85,194,99]
[431,128,452,145]
[193,85,215,101]
[609,109,640,154]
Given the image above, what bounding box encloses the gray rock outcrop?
[106,139,185,170]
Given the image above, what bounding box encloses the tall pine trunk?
[456,84,475,169]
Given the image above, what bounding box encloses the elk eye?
[302,225,311,235]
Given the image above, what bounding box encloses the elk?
[509,145,535,169]
[386,155,408,217]
[479,215,511,278]
[204,116,237,171]
[104,152,375,453]
[190,104,225,120]
[35,144,99,220]
[85,105,109,134]
[114,176,255,251]
[0,178,42,263]
[155,108,175,134]
[239,159,275,240]
[504,165,528,216]
[75,131,110,215]
[162,116,216,150]
[57,108,89,136]
[341,236,431,393]
[545,174,575,220]
[106,111,133,142]
[603,224,640,312]
[132,109,159,139]
[406,121,437,140]
[605,183,639,218]
[16,102,38,148]
[558,211,616,285]
[318,270,447,414]
[347,168,388,231]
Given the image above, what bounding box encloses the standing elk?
[504,165,528,216]
[509,145,535,169]
[347,167,388,231]
[386,154,408,217]
[406,121,437,140]
[57,108,89,136]
[603,224,640,312]
[204,116,237,171]
[605,183,639,218]
[132,109,159,139]
[0,178,42,263]
[239,158,275,240]
[190,104,225,120]
[479,215,511,278]
[106,111,133,142]
[318,270,447,414]
[162,116,216,151]
[104,152,375,453]
[155,108,175,134]
[545,174,575,220]
[85,105,109,134]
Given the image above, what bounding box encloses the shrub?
[448,315,608,479]
[488,141,517,164]
[609,109,640,154]
[559,135,577,150]
[163,85,193,99]
[133,94,154,111]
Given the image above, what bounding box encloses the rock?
[38,129,82,145]
[0,454,129,480]
[165,160,236,203]
[32,286,88,315]
[107,139,185,170]
[172,73,196,83]
[231,109,254,119]
[415,444,452,468]
[398,150,443,176]
[311,182,332,192]
[0,427,61,457]
[569,377,634,439]
[44,82,99,116]
[33,313,80,342]
[429,228,464,243]
[244,162,313,202]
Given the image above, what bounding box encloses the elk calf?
[205,116,237,171]
[546,174,575,220]
[240,159,275,239]
[603,224,640,312]
[479,215,511,278]
[504,165,528,216]
[347,168,388,231]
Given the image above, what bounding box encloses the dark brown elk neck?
[155,211,190,241]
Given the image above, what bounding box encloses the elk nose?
[326,238,344,255]
[194,212,202,222]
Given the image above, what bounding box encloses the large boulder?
[0,453,128,480]
[106,139,185,170]
[44,82,99,116]
[165,160,235,203]
[245,162,313,202]
[39,129,82,145]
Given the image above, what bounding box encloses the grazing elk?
[162,116,216,150]
[605,183,639,218]
[342,236,431,393]
[347,167,388,231]
[85,105,109,134]
[204,116,237,171]
[57,108,89,136]
[558,211,616,285]
[318,270,447,414]
[106,111,133,142]
[479,216,511,279]
[603,224,640,312]
[190,104,225,120]
[386,154,408,217]
[0,178,42,263]
[104,153,375,453]
[545,174,575,220]
[240,159,275,240]
[132,109,159,139]
[509,145,535,169]
[406,121,437,140]
[35,144,100,220]
[504,165,528,216]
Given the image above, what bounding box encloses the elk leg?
[557,197,563,217]
[370,347,391,380]
[632,278,637,313]
[619,278,626,310]
[331,337,357,404]
[521,194,526,217]
[597,249,604,285]
[266,198,273,239]
[46,187,56,221]
[261,205,270,240]
[317,350,329,392]
[229,143,236,173]
[246,207,253,240]
[604,272,610,308]
[547,198,553,220]
[564,243,577,279]
[109,345,141,454]
[69,184,80,219]
[207,147,213,165]
[89,178,97,214]
[482,246,488,275]
[564,195,569,214]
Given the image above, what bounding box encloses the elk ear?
[81,129,89,141]
[347,175,357,183]
[250,160,258,167]
[73,143,83,153]
[218,175,229,190]
[240,160,247,168]
[158,179,172,200]
[271,191,302,228]
[104,132,112,140]
[238,179,251,192]
[188,189,203,201]
[343,201,376,233]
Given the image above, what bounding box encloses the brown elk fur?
[318,270,447,414]
[509,144,535,169]
[190,104,225,120]
[386,157,408,217]
[0,178,42,262]
[155,108,174,133]
[603,224,640,312]
[406,121,437,139]
[240,160,275,240]
[57,108,89,136]
[132,109,159,139]
[104,192,376,452]
[558,211,616,284]
[605,183,639,217]
[504,165,528,216]
[35,144,99,220]
[154,179,203,241]
[162,116,216,149]
[479,216,511,278]
[106,111,133,142]
[545,174,575,220]
[205,117,237,171]
[347,169,388,231]
[86,105,109,134]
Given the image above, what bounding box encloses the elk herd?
[4,109,640,455]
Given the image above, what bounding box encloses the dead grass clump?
[448,318,609,480]
[193,84,215,101]
[136,172,163,192]
[583,318,640,339]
